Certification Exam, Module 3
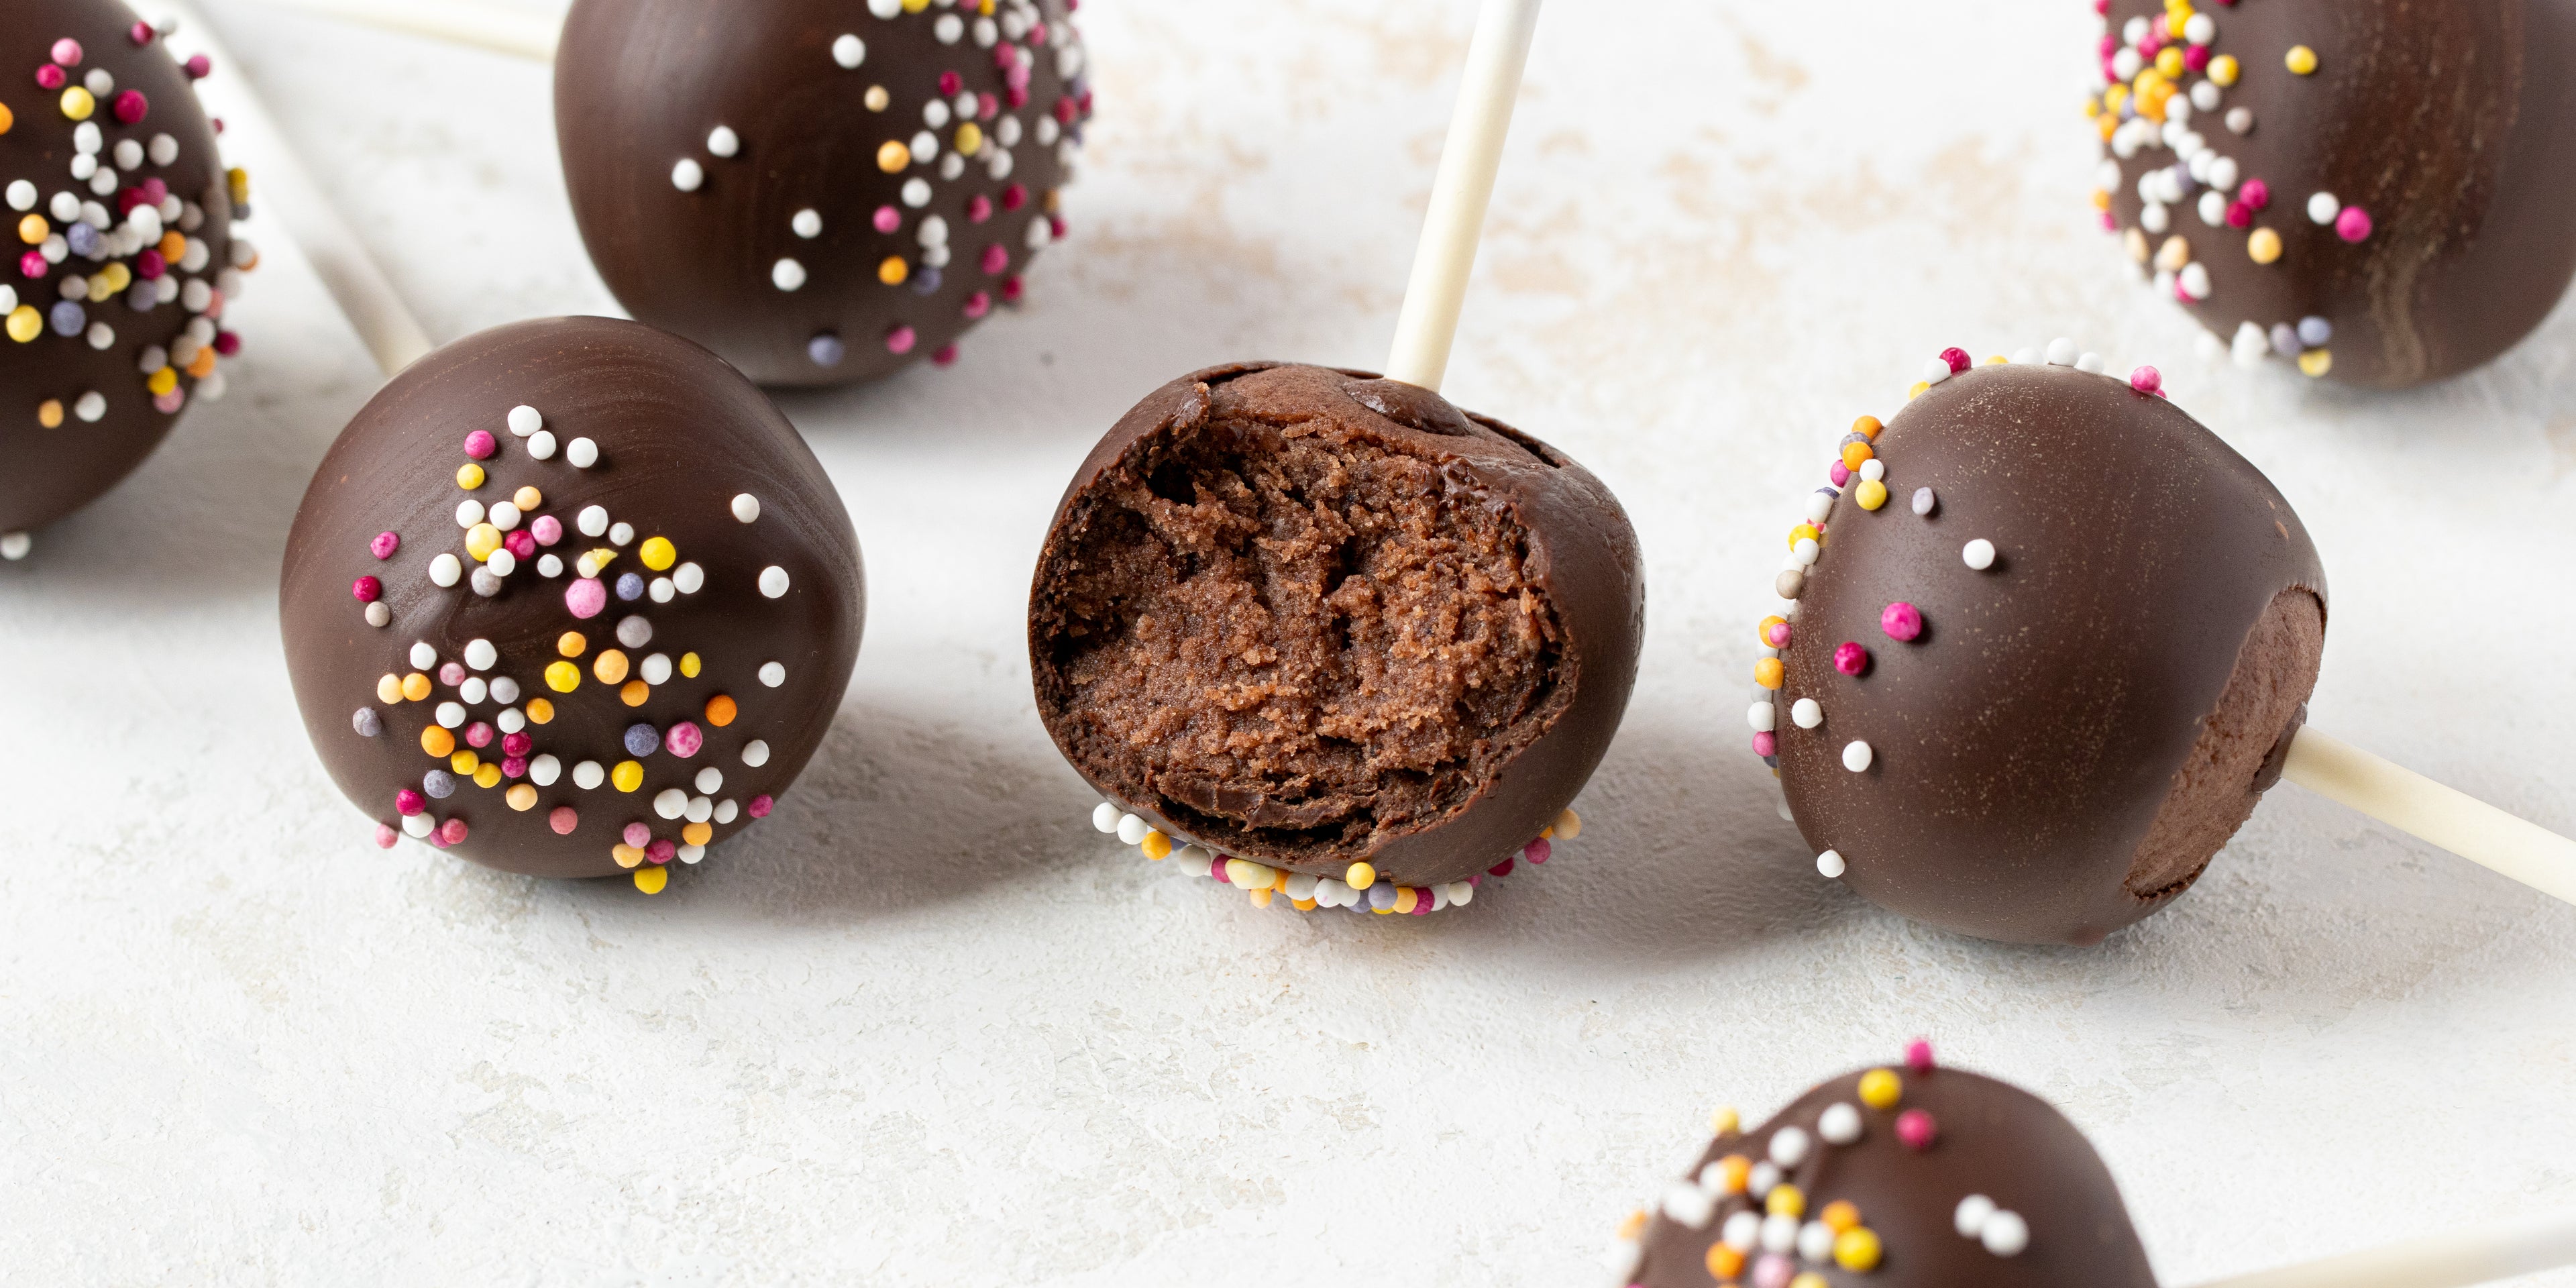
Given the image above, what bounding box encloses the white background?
[3,0,2571,1283]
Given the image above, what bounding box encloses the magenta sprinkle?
[938,70,963,96]
[1938,346,1970,374]
[500,756,527,779]
[747,794,773,818]
[2129,365,2161,394]
[352,575,382,602]
[1002,183,1028,211]
[961,290,992,319]
[136,249,166,280]
[1764,621,1791,648]
[885,325,917,355]
[1896,1108,1939,1151]
[1833,641,1869,676]
[663,721,703,757]
[503,733,534,759]
[931,343,959,367]
[647,839,677,865]
[1880,601,1923,641]
[1752,731,1778,757]
[112,89,148,123]
[980,244,1010,275]
[1523,837,1552,865]
[965,194,993,224]
[2335,206,2373,243]
[183,54,210,80]
[549,806,579,835]
[872,204,901,233]
[215,330,241,356]
[1489,857,1517,877]
[1829,460,1852,486]
[369,529,399,559]
[1209,855,1229,882]
[464,722,494,749]
[438,661,466,687]
[372,823,398,849]
[50,38,83,66]
[2240,178,2270,210]
[504,529,536,559]
[623,822,651,848]
[2184,44,2210,72]
[462,429,497,460]
[1904,1037,1936,1073]
[33,64,64,91]
[19,250,46,278]
[565,578,607,619]
[439,819,468,845]
[1001,275,1025,303]
[129,21,154,45]
[2225,200,2252,229]
[1409,894,1432,914]
[395,789,425,816]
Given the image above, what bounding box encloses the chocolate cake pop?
[0,1,254,557]
[552,0,1092,388]
[1605,1043,2158,1287]
[1751,344,2325,945]
[279,317,865,893]
[2086,0,2576,387]
[1030,362,1644,914]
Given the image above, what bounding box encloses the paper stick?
[2285,727,2576,908]
[239,0,557,62]
[164,0,435,376]
[2182,1210,2576,1288]
[1383,0,1542,393]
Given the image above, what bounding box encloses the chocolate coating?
[280,317,864,881]
[0,0,244,535]
[1776,364,2326,945]
[1028,363,1645,888]
[554,0,1091,388]
[1623,1060,2157,1287]
[2098,0,2576,387]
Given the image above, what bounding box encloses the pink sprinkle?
[980,244,1011,275]
[462,429,497,460]
[1752,731,1778,757]
[1905,1037,1936,1073]
[1489,857,1516,877]
[370,531,400,559]
[423,827,449,851]
[2335,206,2373,243]
[1210,855,1230,882]
[1938,346,1970,374]
[395,789,425,816]
[1002,183,1028,212]
[623,822,652,848]
[1523,837,1551,865]
[1764,620,1791,648]
[2098,210,2117,232]
[503,529,537,559]
[873,205,902,233]
[2098,34,2116,57]
[129,21,155,45]
[1896,1108,1939,1150]
[352,575,382,602]
[34,65,66,91]
[500,755,528,779]
[50,38,83,66]
[747,794,774,818]
[1752,1252,1795,1288]
[664,721,703,758]
[140,177,170,205]
[440,819,468,845]
[530,515,562,546]
[962,290,992,319]
[977,92,999,120]
[502,732,532,757]
[113,89,148,123]
[1001,275,1025,303]
[1833,641,1870,677]
[938,70,963,96]
[931,343,959,367]
[438,661,466,687]
[21,250,49,278]
[2129,364,2162,394]
[549,806,579,835]
[1828,460,1852,487]
[1049,215,1068,241]
[965,194,993,224]
[184,54,211,80]
[647,839,677,865]
[2241,178,2270,210]
[1004,83,1029,109]
[2092,0,2108,11]
[464,722,494,749]
[1880,601,1923,641]
[154,389,186,415]
[373,823,398,849]
[565,578,607,619]
[885,325,917,355]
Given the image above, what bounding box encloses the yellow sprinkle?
[97,262,130,292]
[1788,1275,1829,1288]
[2247,227,2284,264]
[638,535,676,571]
[36,397,64,427]
[901,0,928,10]
[611,760,644,792]
[0,103,12,134]
[593,649,630,684]
[1833,1227,1884,1272]
[2154,234,2192,273]
[875,139,910,172]
[1616,1210,1649,1241]
[525,698,555,724]
[1393,886,1418,914]
[228,168,251,205]
[1140,830,1173,860]
[7,306,42,343]
[2298,348,2334,378]
[17,214,47,245]
[545,659,581,692]
[376,674,402,704]
[473,763,502,790]
[1856,479,1889,511]
[682,821,712,846]
[2210,53,2240,85]
[612,845,644,869]
[451,750,480,775]
[1766,1184,1805,1219]
[420,726,454,757]
[1907,380,1929,400]
[864,85,890,112]
[1345,861,1375,890]
[621,680,651,706]
[506,784,539,811]
[557,631,586,658]
[878,255,909,285]
[1858,1067,1903,1108]
[2155,46,2184,78]
[955,121,983,156]
[513,486,542,511]
[635,866,668,894]
[1554,806,1581,839]
[2286,44,2318,74]
[1755,657,1784,690]
[60,87,94,121]
[401,673,432,702]
[147,368,178,396]
[680,652,702,678]
[1711,1106,1739,1135]
[456,463,486,490]
[465,523,502,561]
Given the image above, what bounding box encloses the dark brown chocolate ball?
[1028,363,1646,898]
[1612,1046,2157,1288]
[1761,356,2324,945]
[0,0,249,549]
[553,0,1091,388]
[2093,0,2576,388]
[279,317,865,890]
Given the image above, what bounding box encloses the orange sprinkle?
[705,694,738,727]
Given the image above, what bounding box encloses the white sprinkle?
[1818,1102,1862,1144]
[2306,191,2341,224]
[528,431,557,460]
[4,181,32,212]
[428,553,462,587]
[909,130,938,165]
[758,661,786,688]
[1791,698,1823,729]
[2198,189,2228,226]
[706,126,740,158]
[1761,1213,1799,1254]
[1955,1194,1997,1238]
[1841,741,1874,773]
[2185,11,2216,42]
[901,177,931,208]
[470,567,502,597]
[916,213,949,247]
[616,615,653,649]
[641,653,672,684]
[1025,215,1051,249]
[924,99,952,129]
[608,522,634,547]
[2208,154,2239,191]
[1963,538,1997,570]
[1921,358,1952,385]
[832,34,866,68]
[649,577,674,604]
[577,505,609,537]
[1748,701,1775,733]
[529,754,561,786]
[1799,1221,1837,1262]
[402,814,433,838]
[464,639,498,670]
[867,0,900,15]
[1768,1125,1810,1167]
[573,760,605,790]
[1858,458,1885,483]
[2044,337,2078,366]
[1982,1211,2029,1257]
[772,258,807,291]
[434,702,466,729]
[488,502,521,531]
[497,708,525,734]
[741,740,770,767]
[2179,262,2212,300]
[2075,352,2107,374]
[1660,1184,1716,1230]
[1721,1210,1761,1253]
[537,553,564,578]
[568,437,598,468]
[654,788,689,820]
[758,566,790,598]
[410,641,438,669]
[673,562,704,594]
[1804,490,1833,523]
[685,795,712,822]
[671,158,704,192]
[933,12,963,42]
[492,677,521,704]
[68,390,102,422]
[149,133,179,166]
[458,677,488,704]
[1116,813,1149,845]
[678,843,706,864]
[731,493,761,523]
[1911,486,1935,516]
[1816,849,1845,879]
[1747,1161,1781,1199]
[792,208,823,239]
[507,405,541,437]
[1091,802,1120,833]
[2226,106,2255,134]
[696,767,724,794]
[364,602,390,627]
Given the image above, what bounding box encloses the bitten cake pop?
[0,1,254,558]
[280,317,865,893]
[1604,1043,2576,1288]
[1750,343,2575,945]
[553,0,1091,387]
[2086,0,2576,386]
[1026,0,1644,916]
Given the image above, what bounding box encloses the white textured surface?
[2,1,2572,1283]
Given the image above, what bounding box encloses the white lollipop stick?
[166,0,435,376]
[2182,1210,2576,1288]
[237,0,557,61]
[2284,727,2576,908]
[1382,0,1542,393]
